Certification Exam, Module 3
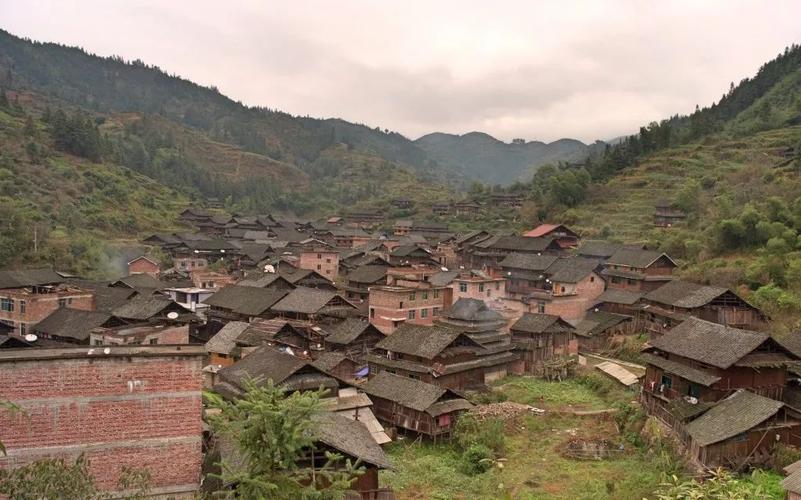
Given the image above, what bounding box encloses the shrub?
[458,444,493,475]
[453,414,505,454]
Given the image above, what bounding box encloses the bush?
[453,414,505,455]
[576,372,617,398]
[458,444,493,475]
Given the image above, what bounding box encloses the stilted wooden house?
[509,313,577,377]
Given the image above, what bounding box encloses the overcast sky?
[2,1,800,142]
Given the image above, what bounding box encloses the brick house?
[322,317,386,358]
[444,270,507,302]
[602,248,676,292]
[365,323,518,390]
[299,248,340,281]
[0,270,95,337]
[394,220,413,236]
[368,284,452,334]
[127,256,160,276]
[500,255,604,321]
[0,345,205,496]
[340,265,388,314]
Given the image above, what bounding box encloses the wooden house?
[602,248,676,292]
[312,352,361,382]
[641,280,766,335]
[684,390,800,469]
[277,266,337,290]
[489,193,523,208]
[573,311,635,352]
[341,265,388,313]
[205,321,251,366]
[388,245,438,266]
[641,317,799,423]
[213,345,339,399]
[236,271,295,291]
[323,318,386,358]
[270,287,359,323]
[466,235,563,270]
[202,285,288,335]
[365,323,518,390]
[360,371,473,439]
[509,313,576,377]
[31,308,116,346]
[432,202,451,216]
[654,200,686,228]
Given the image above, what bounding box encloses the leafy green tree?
[205,380,362,499]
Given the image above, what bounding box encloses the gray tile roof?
[428,270,460,287]
[33,308,112,341]
[606,248,675,269]
[0,269,63,289]
[111,295,183,321]
[445,298,505,324]
[510,313,574,334]
[686,390,783,447]
[113,273,164,290]
[649,317,768,369]
[346,265,388,285]
[202,285,288,316]
[271,287,354,315]
[478,235,557,252]
[499,253,559,271]
[237,272,292,289]
[375,323,478,359]
[577,240,625,258]
[574,311,632,338]
[205,321,250,355]
[313,412,392,469]
[644,280,733,309]
[640,352,721,386]
[311,352,349,373]
[324,318,380,345]
[546,257,599,283]
[360,371,470,414]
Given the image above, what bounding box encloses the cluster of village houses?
[2,205,801,498]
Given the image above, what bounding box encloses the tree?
[204,380,362,499]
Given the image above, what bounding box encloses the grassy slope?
[0,106,187,275]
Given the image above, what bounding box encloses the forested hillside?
[544,44,801,327]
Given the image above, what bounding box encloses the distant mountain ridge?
[0,29,596,188]
[415,131,604,185]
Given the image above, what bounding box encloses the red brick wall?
[0,290,95,335]
[0,350,204,496]
[299,251,339,281]
[368,287,449,334]
[128,259,160,276]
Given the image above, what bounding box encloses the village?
[0,200,799,499]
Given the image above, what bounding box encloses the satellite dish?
[441,267,449,272]
[263,264,276,273]
[167,311,179,320]
[24,333,38,342]
[220,249,226,253]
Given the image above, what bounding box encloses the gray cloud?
[2,0,800,142]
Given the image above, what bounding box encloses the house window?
[399,301,404,309]
[495,282,500,290]
[537,301,545,314]
[687,384,700,398]
[733,432,748,442]
[459,283,467,293]
[149,338,158,345]
[660,375,672,389]
[317,253,322,259]
[58,298,67,307]
[317,264,322,270]
[408,310,416,320]
[408,373,420,380]
[487,290,491,297]
[0,298,13,312]
[627,279,635,285]
[19,300,25,315]
[433,307,440,317]
[409,292,416,301]
[611,277,620,284]
[590,276,595,283]
[422,291,428,300]
[370,308,375,318]
[479,283,485,292]
[433,289,439,299]
[421,308,428,318]
[19,323,26,335]
[560,286,565,293]
[326,258,331,264]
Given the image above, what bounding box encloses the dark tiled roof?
[237,272,293,289]
[428,270,459,287]
[546,257,599,283]
[205,321,250,355]
[360,371,470,414]
[346,265,388,285]
[640,352,721,386]
[686,390,783,447]
[499,253,559,271]
[649,317,768,369]
[33,308,112,341]
[375,323,476,359]
[214,346,337,398]
[112,295,182,321]
[314,412,392,469]
[202,285,287,316]
[644,280,735,309]
[113,273,164,290]
[606,248,675,269]
[594,289,643,306]
[574,311,632,338]
[477,235,557,252]
[445,298,505,324]
[325,318,380,345]
[510,313,573,334]
[0,269,63,289]
[271,287,354,315]
[390,245,431,257]
[577,240,625,258]
[312,352,349,372]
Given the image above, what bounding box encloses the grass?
[382,412,670,499]
[492,374,627,411]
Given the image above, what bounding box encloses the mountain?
[547,43,801,326]
[0,29,591,189]
[415,132,603,185]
